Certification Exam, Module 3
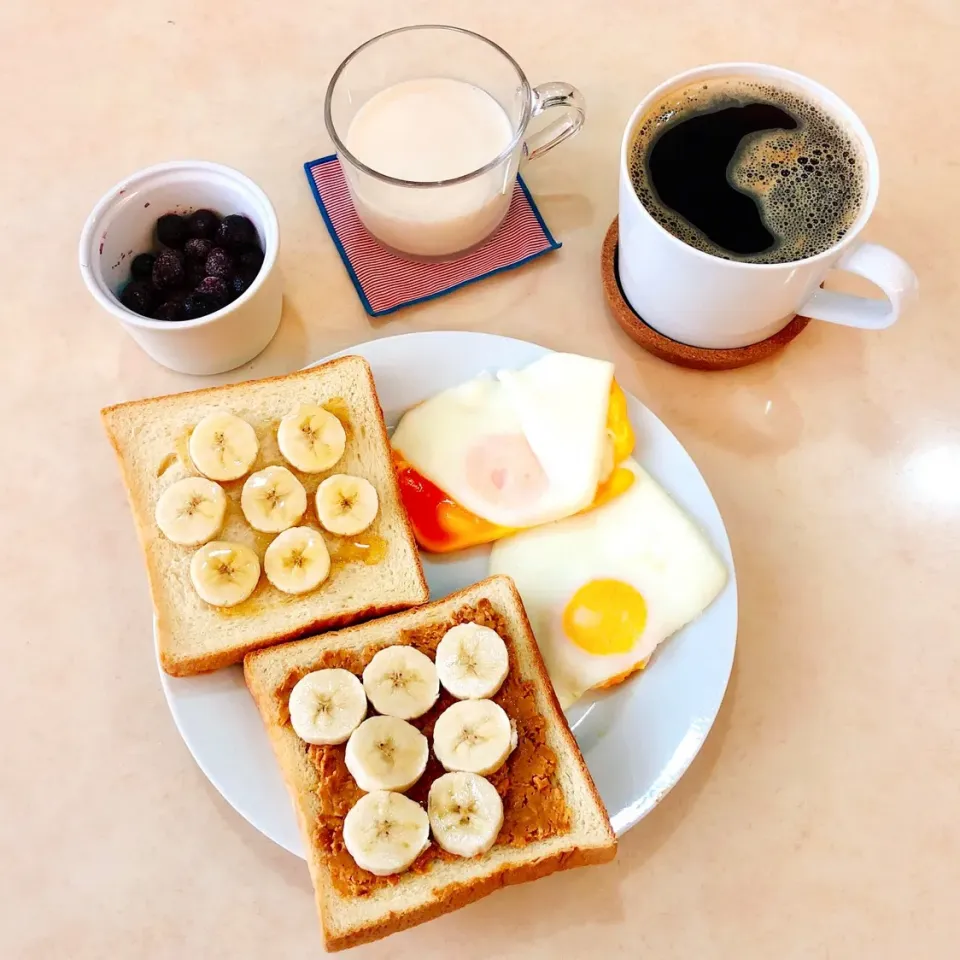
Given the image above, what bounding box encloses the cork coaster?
[601,217,809,370]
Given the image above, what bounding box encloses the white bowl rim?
[78,159,280,332]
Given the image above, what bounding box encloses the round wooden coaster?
[601,217,809,371]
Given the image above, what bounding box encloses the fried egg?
[392,354,635,552]
[488,458,727,708]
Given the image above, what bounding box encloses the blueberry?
[152,248,185,289]
[184,238,213,261]
[237,247,264,278]
[119,280,156,316]
[130,252,156,282]
[182,292,219,320]
[186,208,220,241]
[156,213,187,248]
[216,214,258,251]
[195,276,231,309]
[185,258,208,288]
[154,295,187,322]
[229,272,252,299]
[205,247,233,279]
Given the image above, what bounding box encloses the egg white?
[488,458,727,708]
[391,354,614,528]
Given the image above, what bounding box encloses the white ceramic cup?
[79,160,282,375]
[618,63,918,350]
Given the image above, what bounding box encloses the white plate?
[160,332,737,856]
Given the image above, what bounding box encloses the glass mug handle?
[524,82,586,161]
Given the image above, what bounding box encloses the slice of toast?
[102,356,429,676]
[244,575,616,952]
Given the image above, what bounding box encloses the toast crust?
[320,844,615,952]
[245,576,616,951]
[102,356,429,675]
[100,355,372,418]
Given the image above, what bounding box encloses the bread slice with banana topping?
[244,575,617,952]
[101,355,428,676]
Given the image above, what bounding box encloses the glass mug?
[325,25,585,260]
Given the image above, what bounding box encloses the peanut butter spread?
[274,599,572,897]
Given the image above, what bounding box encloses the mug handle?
[524,82,586,161]
[798,243,918,330]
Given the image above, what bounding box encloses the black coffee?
[629,77,866,264]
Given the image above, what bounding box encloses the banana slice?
[189,541,260,607]
[241,465,307,533]
[432,699,515,776]
[315,474,378,536]
[435,623,509,700]
[427,772,504,858]
[345,715,429,793]
[342,790,430,877]
[288,668,367,745]
[189,412,258,481]
[277,403,346,473]
[154,476,227,546]
[362,646,439,720]
[264,526,330,595]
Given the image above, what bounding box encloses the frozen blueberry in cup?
[204,247,233,279]
[186,209,220,241]
[216,214,258,251]
[195,276,232,309]
[184,238,213,262]
[155,214,187,248]
[116,209,265,321]
[237,247,264,278]
[154,295,187,322]
[130,253,155,282]
[152,248,185,290]
[182,292,221,320]
[119,280,156,316]
[229,273,252,299]
[185,258,208,289]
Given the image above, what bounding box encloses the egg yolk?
[394,380,636,553]
[562,579,648,655]
[606,379,634,464]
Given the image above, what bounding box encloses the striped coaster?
[304,155,560,317]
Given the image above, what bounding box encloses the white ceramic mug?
[618,63,918,350]
[79,160,282,376]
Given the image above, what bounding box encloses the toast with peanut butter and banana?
[101,356,428,676]
[244,575,617,952]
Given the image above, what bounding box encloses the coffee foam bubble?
[628,77,866,264]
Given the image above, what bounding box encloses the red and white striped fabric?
[305,156,560,316]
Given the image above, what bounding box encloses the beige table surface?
[3,1,959,957]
